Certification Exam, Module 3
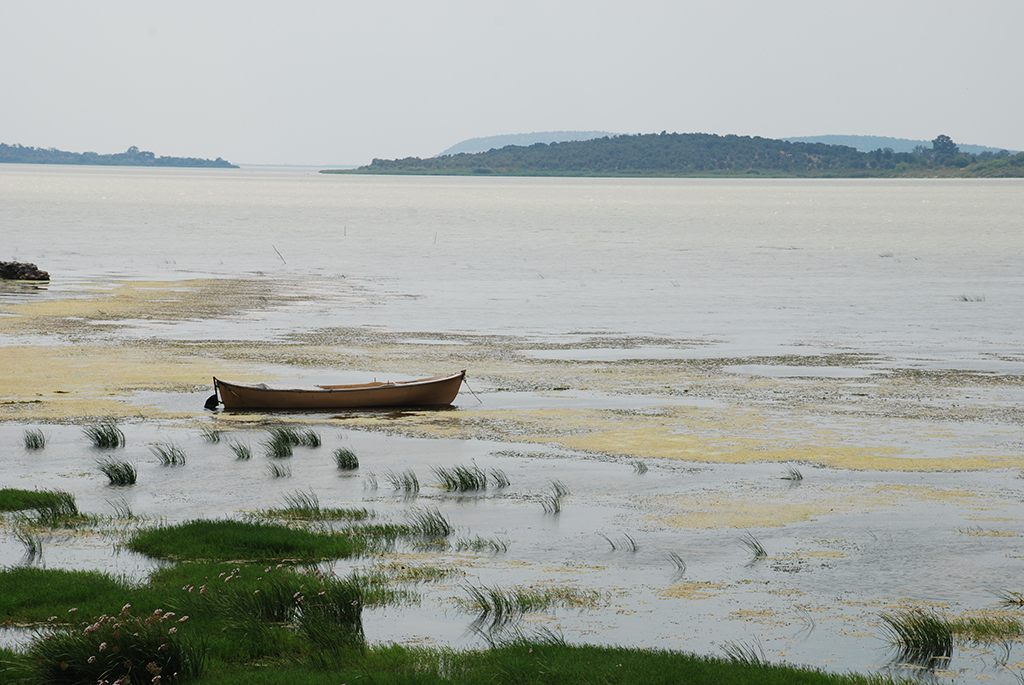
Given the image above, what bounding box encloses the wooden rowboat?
[208,370,466,411]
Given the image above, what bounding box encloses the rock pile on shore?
[0,261,50,280]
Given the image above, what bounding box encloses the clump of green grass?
[947,615,1024,642]
[29,490,80,526]
[96,458,137,486]
[23,428,47,449]
[0,488,74,513]
[230,439,252,460]
[83,419,125,448]
[297,428,321,447]
[741,533,767,560]
[433,464,488,491]
[540,480,569,514]
[268,462,292,478]
[406,507,452,539]
[363,472,378,490]
[880,609,953,665]
[955,294,986,302]
[384,469,420,494]
[127,519,365,561]
[333,446,359,470]
[632,459,649,474]
[201,427,222,443]
[150,441,187,466]
[263,430,294,459]
[25,603,204,685]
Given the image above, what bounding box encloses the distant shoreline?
[0,143,238,169]
[323,132,1024,179]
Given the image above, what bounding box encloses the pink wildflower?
[99,642,108,652]
[168,627,177,634]
[178,615,189,623]
[88,656,96,663]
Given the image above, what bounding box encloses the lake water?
[2,164,1024,680]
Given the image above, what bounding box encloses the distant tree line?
[329,133,1023,178]
[0,144,238,168]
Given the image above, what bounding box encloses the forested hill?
[327,133,1024,178]
[0,144,238,168]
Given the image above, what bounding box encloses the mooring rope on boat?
[463,377,483,404]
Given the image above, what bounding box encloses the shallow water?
[2,165,1024,680]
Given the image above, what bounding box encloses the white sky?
[2,0,1021,166]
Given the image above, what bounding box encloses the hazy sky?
[2,1,1021,166]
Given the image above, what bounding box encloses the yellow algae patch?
[0,277,363,332]
[657,582,725,600]
[653,483,991,529]
[341,405,1024,472]
[0,343,253,421]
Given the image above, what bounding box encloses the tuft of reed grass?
[108,497,135,520]
[363,471,378,490]
[268,462,292,478]
[97,457,137,486]
[201,427,222,443]
[433,464,488,491]
[150,441,187,466]
[461,584,602,632]
[540,480,569,514]
[781,465,803,481]
[632,460,649,474]
[599,533,638,552]
[334,446,359,470]
[998,590,1024,608]
[13,525,44,563]
[230,439,252,460]
[721,638,767,665]
[668,551,687,575]
[262,431,293,459]
[489,468,510,488]
[23,428,47,450]
[384,469,420,494]
[955,294,986,302]
[297,428,321,447]
[83,419,125,448]
[880,609,953,664]
[406,507,452,538]
[31,490,80,525]
[453,536,509,553]
[740,533,767,559]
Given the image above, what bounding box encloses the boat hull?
[213,371,466,411]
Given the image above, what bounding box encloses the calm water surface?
[3,165,1022,362]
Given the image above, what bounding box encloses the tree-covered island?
[0,143,238,168]
[326,132,1023,178]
